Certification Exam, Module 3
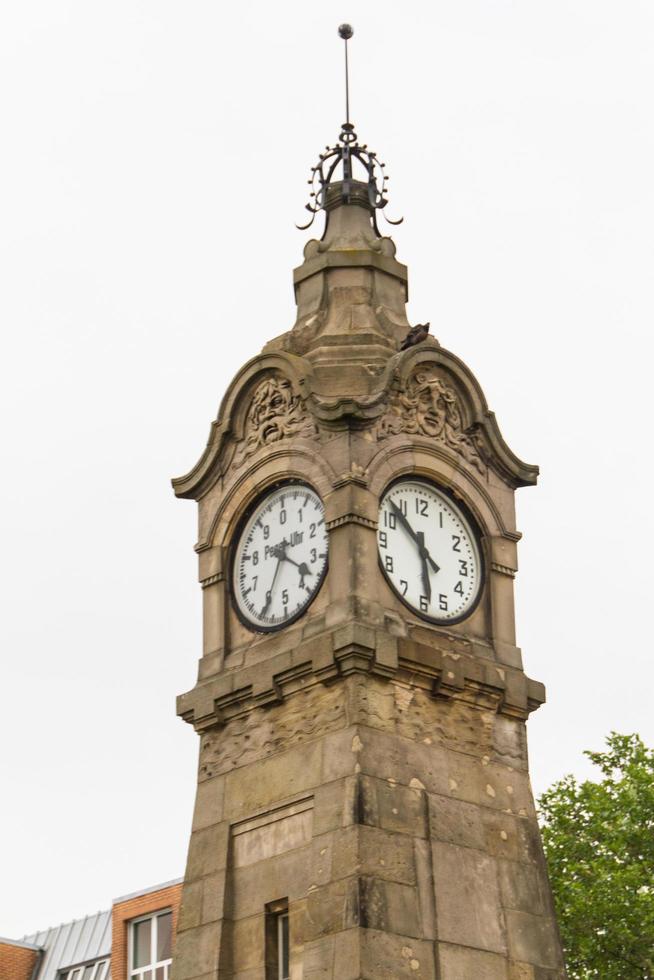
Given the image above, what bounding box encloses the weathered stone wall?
[173,670,564,980]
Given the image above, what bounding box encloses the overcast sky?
[1,0,653,940]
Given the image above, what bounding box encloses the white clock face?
[233,483,328,631]
[378,480,482,623]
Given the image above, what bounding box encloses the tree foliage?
[538,733,654,979]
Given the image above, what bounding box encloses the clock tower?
[171,28,566,980]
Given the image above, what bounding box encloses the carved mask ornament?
[377,365,486,475]
[234,375,317,466]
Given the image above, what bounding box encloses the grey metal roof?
[22,909,111,980]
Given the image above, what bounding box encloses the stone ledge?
[177,626,545,732]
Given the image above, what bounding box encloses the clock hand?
[261,544,286,616]
[281,554,312,574]
[416,531,432,602]
[389,499,441,574]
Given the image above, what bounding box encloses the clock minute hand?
[416,531,432,601]
[389,499,440,574]
[261,544,286,616]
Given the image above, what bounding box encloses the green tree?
[538,733,654,979]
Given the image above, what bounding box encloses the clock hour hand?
[279,552,313,587]
[389,499,440,574]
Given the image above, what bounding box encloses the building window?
[129,910,172,980]
[60,960,109,980]
[265,900,289,980]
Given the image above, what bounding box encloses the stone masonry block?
[361,878,422,939]
[505,910,563,970]
[304,877,360,941]
[171,922,221,980]
[223,740,322,820]
[201,871,227,924]
[230,914,263,975]
[438,943,509,980]
[185,822,229,881]
[332,824,417,885]
[191,775,225,831]
[431,841,506,955]
[313,777,355,835]
[321,728,362,783]
[177,879,203,932]
[231,845,313,919]
[360,929,437,980]
[428,793,485,850]
[356,726,450,796]
[359,774,428,838]
[492,715,528,771]
[414,838,437,941]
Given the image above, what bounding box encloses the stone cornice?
[177,624,545,733]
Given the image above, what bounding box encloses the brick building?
[0,880,181,980]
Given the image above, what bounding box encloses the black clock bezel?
[377,476,485,626]
[229,479,329,634]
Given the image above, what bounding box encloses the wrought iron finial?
[297,24,403,233]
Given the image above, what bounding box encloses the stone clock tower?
[171,35,566,980]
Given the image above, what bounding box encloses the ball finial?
[338,24,353,40]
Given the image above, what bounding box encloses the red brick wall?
[0,942,40,980]
[111,883,182,980]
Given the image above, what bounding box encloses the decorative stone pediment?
[172,352,318,500]
[375,362,486,475]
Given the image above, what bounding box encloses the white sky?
[1,0,653,940]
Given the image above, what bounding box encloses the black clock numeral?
[438,593,448,612]
[252,576,258,591]
[415,499,428,516]
[280,508,287,525]
[263,525,270,540]
[282,588,289,606]
[310,548,317,563]
[454,581,464,596]
[298,508,303,522]
[379,531,388,549]
[310,522,316,538]
[252,550,259,565]
[458,559,468,576]
[451,535,461,552]
[419,595,429,612]
[400,579,408,596]
[397,499,408,516]
[385,555,394,573]
[384,511,397,529]
[439,511,443,528]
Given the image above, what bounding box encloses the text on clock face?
[233,484,328,630]
[377,481,481,622]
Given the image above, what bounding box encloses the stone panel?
[431,842,506,954]
[223,740,323,820]
[439,943,509,980]
[359,774,428,838]
[505,910,563,970]
[331,824,417,885]
[360,929,437,979]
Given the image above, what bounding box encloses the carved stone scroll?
[376,365,486,474]
[233,374,317,467]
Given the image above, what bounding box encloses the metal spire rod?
[339,24,353,127]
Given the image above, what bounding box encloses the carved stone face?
[250,377,295,445]
[409,371,460,439]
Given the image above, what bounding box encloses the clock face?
[378,479,483,623]
[232,483,328,632]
